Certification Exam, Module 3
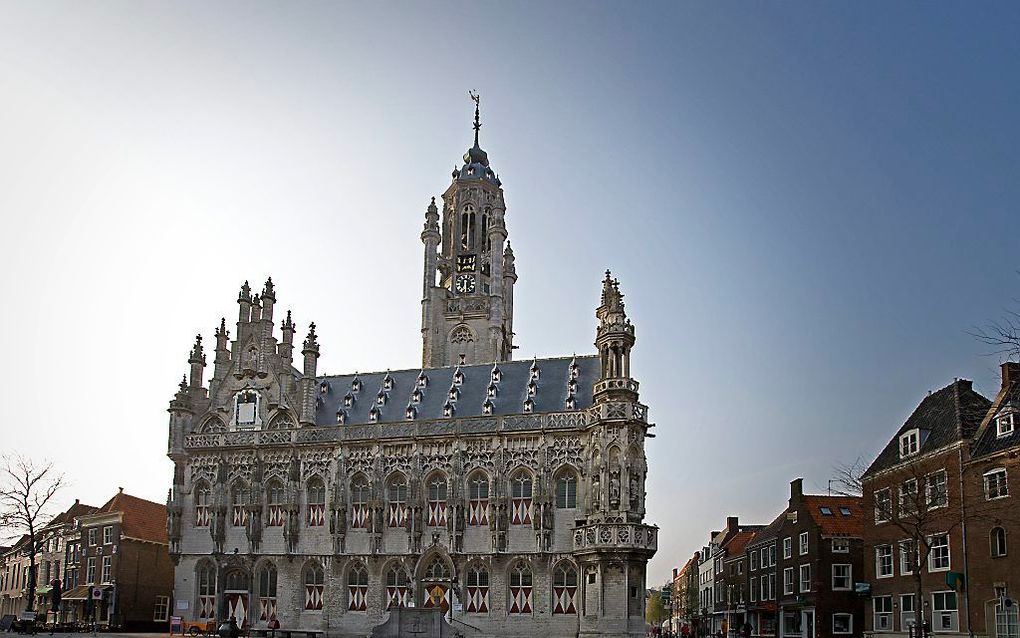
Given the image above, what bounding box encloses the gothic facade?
[166,104,657,638]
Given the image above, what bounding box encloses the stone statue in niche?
[591,473,601,511]
[609,471,621,509]
[629,473,641,510]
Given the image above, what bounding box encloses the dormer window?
[491,365,501,383]
[530,360,540,381]
[383,373,394,391]
[411,389,423,404]
[482,399,494,415]
[899,429,920,458]
[448,386,459,402]
[570,362,579,380]
[839,507,851,516]
[369,407,380,423]
[351,377,362,393]
[319,381,331,394]
[997,413,1015,437]
[453,368,464,386]
[405,405,416,420]
[336,411,346,425]
[819,507,832,516]
[376,391,387,406]
[416,372,429,388]
[565,395,577,410]
[487,383,498,398]
[523,398,534,413]
[443,402,455,418]
[527,381,537,397]
[568,379,578,394]
[343,393,355,408]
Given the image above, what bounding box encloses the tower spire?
[469,90,481,147]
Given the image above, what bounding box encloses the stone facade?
[166,107,657,638]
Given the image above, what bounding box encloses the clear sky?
[1,2,1018,584]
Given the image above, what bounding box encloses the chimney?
[1002,362,1020,390]
[790,478,803,500]
[726,516,738,534]
[673,568,679,579]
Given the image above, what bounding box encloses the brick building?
[61,490,172,630]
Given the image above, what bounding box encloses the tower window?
[461,205,476,250]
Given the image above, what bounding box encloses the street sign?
[90,586,103,600]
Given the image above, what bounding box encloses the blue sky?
[1,2,1018,584]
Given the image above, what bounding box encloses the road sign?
[91,586,103,600]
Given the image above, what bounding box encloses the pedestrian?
[740,622,752,638]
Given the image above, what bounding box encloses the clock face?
[455,274,476,294]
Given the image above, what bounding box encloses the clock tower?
[421,94,517,367]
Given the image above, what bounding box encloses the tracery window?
[304,564,324,611]
[231,483,250,527]
[511,471,533,525]
[351,477,369,529]
[388,476,408,527]
[195,482,211,528]
[348,564,368,611]
[556,471,577,509]
[266,480,285,527]
[257,564,277,622]
[460,204,476,250]
[469,473,489,525]
[307,479,326,527]
[553,563,578,614]
[423,559,451,614]
[465,566,489,613]
[508,563,533,614]
[427,477,448,527]
[386,566,409,609]
[197,563,216,620]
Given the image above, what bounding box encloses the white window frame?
[154,595,170,622]
[799,564,811,593]
[768,572,775,601]
[760,575,767,601]
[783,567,794,595]
[769,544,776,566]
[875,488,892,523]
[985,468,1009,500]
[103,526,113,545]
[876,544,894,578]
[783,536,792,559]
[86,557,95,583]
[832,613,853,635]
[88,529,97,546]
[799,531,809,555]
[928,534,950,572]
[997,412,1015,437]
[901,594,916,632]
[991,526,1008,558]
[900,429,920,458]
[832,538,850,553]
[900,540,916,575]
[995,599,1019,638]
[926,470,948,509]
[932,590,959,633]
[832,564,851,591]
[874,596,893,632]
[750,577,757,602]
[101,555,112,583]
[900,478,919,516]
[750,551,758,571]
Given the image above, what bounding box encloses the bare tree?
[0,454,65,614]
[968,281,1020,360]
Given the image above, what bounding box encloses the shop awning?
[35,586,52,595]
[61,586,91,601]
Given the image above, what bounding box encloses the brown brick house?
[61,490,172,631]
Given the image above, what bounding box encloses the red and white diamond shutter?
[195,483,211,527]
[386,567,410,609]
[427,478,448,527]
[231,505,248,527]
[423,584,450,613]
[553,564,578,614]
[468,474,489,525]
[388,478,408,528]
[258,597,277,621]
[226,593,248,627]
[197,564,216,619]
[465,567,489,613]
[508,564,533,614]
[348,565,368,611]
[257,566,278,621]
[307,504,325,527]
[266,481,286,527]
[231,484,250,527]
[351,479,369,529]
[510,473,533,525]
[306,480,326,527]
[199,596,216,619]
[304,564,324,611]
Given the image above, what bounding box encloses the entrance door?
[225,592,249,628]
[801,609,814,638]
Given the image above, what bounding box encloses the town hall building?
[166,100,658,638]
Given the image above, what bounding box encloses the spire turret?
[594,271,637,401]
[188,334,206,389]
[279,310,296,363]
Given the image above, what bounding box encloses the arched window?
[468,472,490,526]
[427,476,448,527]
[511,471,533,525]
[556,471,578,509]
[423,559,451,614]
[481,211,490,252]
[465,566,489,613]
[196,563,216,619]
[223,571,250,628]
[266,480,285,527]
[307,479,326,527]
[460,204,476,250]
[304,563,324,611]
[992,527,1008,557]
[350,477,369,529]
[388,475,408,527]
[508,563,533,614]
[553,563,578,614]
[425,559,451,581]
[257,564,277,622]
[386,566,409,609]
[195,482,211,528]
[231,482,250,527]
[348,564,368,611]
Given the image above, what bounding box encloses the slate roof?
[802,495,864,537]
[315,355,599,426]
[971,382,1020,459]
[44,500,98,529]
[92,491,168,544]
[746,511,787,548]
[862,379,991,478]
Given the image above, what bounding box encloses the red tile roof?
[802,495,864,537]
[95,491,168,544]
[722,530,757,557]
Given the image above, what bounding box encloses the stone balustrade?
[572,522,658,554]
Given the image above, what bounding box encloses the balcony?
[572,522,658,555]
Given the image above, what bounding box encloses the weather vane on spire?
[469,90,481,146]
